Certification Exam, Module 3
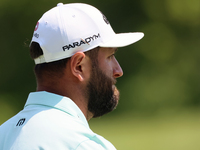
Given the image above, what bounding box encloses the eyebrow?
[107,47,118,54]
[112,48,118,53]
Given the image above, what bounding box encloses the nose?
[113,57,123,78]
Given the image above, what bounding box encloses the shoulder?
[75,137,117,150]
[0,99,116,150]
[0,108,89,149]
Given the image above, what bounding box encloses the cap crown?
[31,3,115,64]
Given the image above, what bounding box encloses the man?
[0,3,144,150]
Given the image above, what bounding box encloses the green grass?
[89,109,200,150]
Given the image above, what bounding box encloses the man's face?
[87,47,123,118]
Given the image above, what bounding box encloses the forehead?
[98,47,118,54]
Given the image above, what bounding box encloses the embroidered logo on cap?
[34,22,39,31]
[103,15,109,24]
[62,33,101,51]
[100,11,110,25]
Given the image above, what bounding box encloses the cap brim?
[99,32,144,48]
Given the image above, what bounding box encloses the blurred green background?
[0,0,200,149]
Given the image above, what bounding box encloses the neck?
[36,81,93,121]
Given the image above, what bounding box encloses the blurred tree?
[0,0,200,124]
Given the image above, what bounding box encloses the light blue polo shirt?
[0,91,116,150]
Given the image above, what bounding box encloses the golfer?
[0,3,144,150]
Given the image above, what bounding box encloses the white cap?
[31,3,144,64]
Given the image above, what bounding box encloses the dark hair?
[30,42,44,59]
[30,42,70,80]
[29,42,99,80]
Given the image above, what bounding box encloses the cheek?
[99,60,113,76]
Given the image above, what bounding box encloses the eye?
[108,54,115,59]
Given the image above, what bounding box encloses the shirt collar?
[24,91,89,128]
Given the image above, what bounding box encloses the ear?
[70,52,89,82]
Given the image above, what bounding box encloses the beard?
[87,63,120,118]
